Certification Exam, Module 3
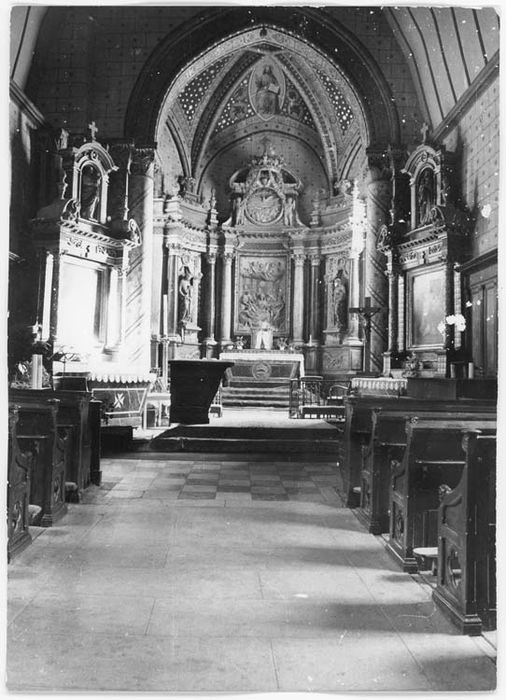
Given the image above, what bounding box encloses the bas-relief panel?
[235,254,289,335]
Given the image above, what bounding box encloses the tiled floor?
[6,453,497,693]
[85,455,338,503]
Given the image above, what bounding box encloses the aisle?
[6,453,496,692]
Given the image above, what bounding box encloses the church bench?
[357,407,496,535]
[7,406,34,561]
[433,430,496,635]
[386,417,496,573]
[338,395,496,509]
[15,398,68,527]
[10,389,101,498]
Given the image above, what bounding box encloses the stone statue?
[417,169,434,226]
[332,270,349,331]
[178,266,193,325]
[80,165,101,220]
[233,196,245,226]
[283,196,295,226]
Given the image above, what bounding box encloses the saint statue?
[80,165,101,220]
[332,270,349,331]
[178,266,193,325]
[417,169,434,225]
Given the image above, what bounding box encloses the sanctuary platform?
[146,409,341,454]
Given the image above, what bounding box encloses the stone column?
[382,251,400,375]
[292,251,305,344]
[386,256,399,354]
[129,146,155,371]
[38,249,54,341]
[165,236,181,340]
[308,253,321,344]
[118,246,130,353]
[50,251,63,343]
[365,149,391,371]
[203,251,217,347]
[220,250,234,347]
[444,259,455,351]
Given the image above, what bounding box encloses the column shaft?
[204,254,217,342]
[365,170,390,371]
[220,253,233,344]
[292,253,305,343]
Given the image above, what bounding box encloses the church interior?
[6,3,500,693]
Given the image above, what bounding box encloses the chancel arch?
[129,14,412,383]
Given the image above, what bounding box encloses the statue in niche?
[254,64,280,117]
[178,266,193,326]
[332,268,349,332]
[417,168,435,226]
[80,164,101,220]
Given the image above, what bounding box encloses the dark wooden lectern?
[168,360,234,425]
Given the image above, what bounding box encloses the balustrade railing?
[289,376,350,419]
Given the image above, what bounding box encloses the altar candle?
[163,294,168,336]
[468,362,475,379]
[450,363,456,379]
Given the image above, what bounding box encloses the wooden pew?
[7,406,34,560]
[10,389,101,499]
[386,417,496,573]
[433,430,496,635]
[15,398,68,527]
[358,407,496,535]
[338,395,496,508]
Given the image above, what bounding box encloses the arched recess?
[124,6,400,150]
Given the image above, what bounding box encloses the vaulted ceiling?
[10,4,500,220]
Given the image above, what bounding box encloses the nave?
[7,451,496,693]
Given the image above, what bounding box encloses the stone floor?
[6,452,497,693]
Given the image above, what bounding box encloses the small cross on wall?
[88,120,99,141]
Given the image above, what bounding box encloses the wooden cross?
[420,122,429,144]
[88,120,99,141]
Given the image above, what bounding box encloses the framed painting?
[407,265,445,348]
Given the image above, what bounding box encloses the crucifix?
[349,297,382,372]
[88,120,99,141]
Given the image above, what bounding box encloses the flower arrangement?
[437,313,466,336]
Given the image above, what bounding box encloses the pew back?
[386,416,496,572]
[433,431,497,634]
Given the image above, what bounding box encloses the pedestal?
[168,360,234,424]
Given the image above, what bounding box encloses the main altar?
[219,350,305,385]
[153,137,363,382]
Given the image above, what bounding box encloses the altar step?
[221,385,290,409]
[143,422,342,454]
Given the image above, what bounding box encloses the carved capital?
[206,252,218,265]
[292,251,306,266]
[222,250,235,263]
[366,145,392,182]
[130,146,156,177]
[108,142,133,171]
